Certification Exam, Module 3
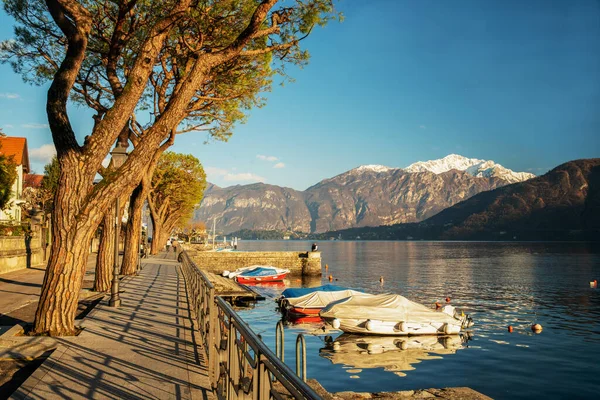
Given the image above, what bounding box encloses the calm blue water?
[234,241,600,399]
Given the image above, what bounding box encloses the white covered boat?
[319,294,473,336]
[280,285,367,317]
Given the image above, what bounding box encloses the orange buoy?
[531,323,543,333]
[508,326,513,333]
[379,276,384,283]
[328,274,333,281]
[435,301,442,309]
[445,297,451,303]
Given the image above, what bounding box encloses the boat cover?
[282,285,349,299]
[287,290,367,309]
[238,267,287,277]
[320,294,459,324]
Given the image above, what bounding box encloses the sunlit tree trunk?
[94,207,114,292]
[150,209,162,255]
[121,181,146,275]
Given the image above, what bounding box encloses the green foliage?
[1,0,340,144]
[150,151,207,225]
[0,222,28,236]
[0,131,18,210]
[41,156,60,213]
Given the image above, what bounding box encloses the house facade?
[0,136,30,222]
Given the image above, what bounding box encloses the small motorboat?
[234,266,290,284]
[320,294,473,336]
[279,285,366,317]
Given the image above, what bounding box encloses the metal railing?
[180,252,320,400]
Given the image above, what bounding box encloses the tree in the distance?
[1,0,338,335]
[148,152,206,254]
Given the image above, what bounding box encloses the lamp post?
[109,143,128,308]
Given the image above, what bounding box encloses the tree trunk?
[34,190,102,335]
[94,207,115,292]
[121,181,146,275]
[150,212,162,255]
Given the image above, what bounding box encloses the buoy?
[531,323,543,333]
[508,326,513,333]
[325,264,329,270]
[379,276,384,283]
[445,297,451,303]
[365,320,375,331]
[328,274,333,281]
[332,318,341,329]
[397,321,407,332]
[435,301,442,309]
[443,323,452,335]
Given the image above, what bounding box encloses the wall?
[0,232,44,274]
[186,248,322,276]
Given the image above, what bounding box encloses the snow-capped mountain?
[353,165,397,173]
[196,154,537,234]
[405,154,535,184]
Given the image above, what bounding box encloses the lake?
[233,241,600,399]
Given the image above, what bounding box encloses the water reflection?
[320,334,469,377]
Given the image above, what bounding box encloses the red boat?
[234,266,290,284]
[287,306,322,317]
[281,288,366,317]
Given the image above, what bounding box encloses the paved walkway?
[10,255,215,399]
[0,254,98,336]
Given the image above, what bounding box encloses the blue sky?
[0,0,598,190]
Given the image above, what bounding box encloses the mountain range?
[195,154,536,234]
[317,158,600,241]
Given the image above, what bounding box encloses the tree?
[40,156,60,214]
[2,0,338,335]
[148,152,206,254]
[0,131,17,211]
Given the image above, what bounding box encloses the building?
[0,136,30,222]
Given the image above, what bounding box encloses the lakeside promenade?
[1,252,492,400]
[2,253,215,399]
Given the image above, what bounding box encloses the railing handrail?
[180,250,320,400]
[216,297,321,399]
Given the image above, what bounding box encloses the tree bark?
[150,210,162,255]
[121,181,146,275]
[34,157,103,335]
[94,207,115,292]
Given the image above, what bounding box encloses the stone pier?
[186,249,322,276]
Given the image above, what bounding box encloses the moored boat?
[235,266,290,284]
[280,285,366,317]
[320,293,473,336]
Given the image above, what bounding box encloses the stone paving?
[9,255,215,400]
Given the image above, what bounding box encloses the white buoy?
[365,320,375,331]
[397,321,407,332]
[443,323,453,335]
[331,319,341,329]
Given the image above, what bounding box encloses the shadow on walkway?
[10,254,214,400]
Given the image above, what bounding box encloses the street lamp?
[109,143,128,308]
